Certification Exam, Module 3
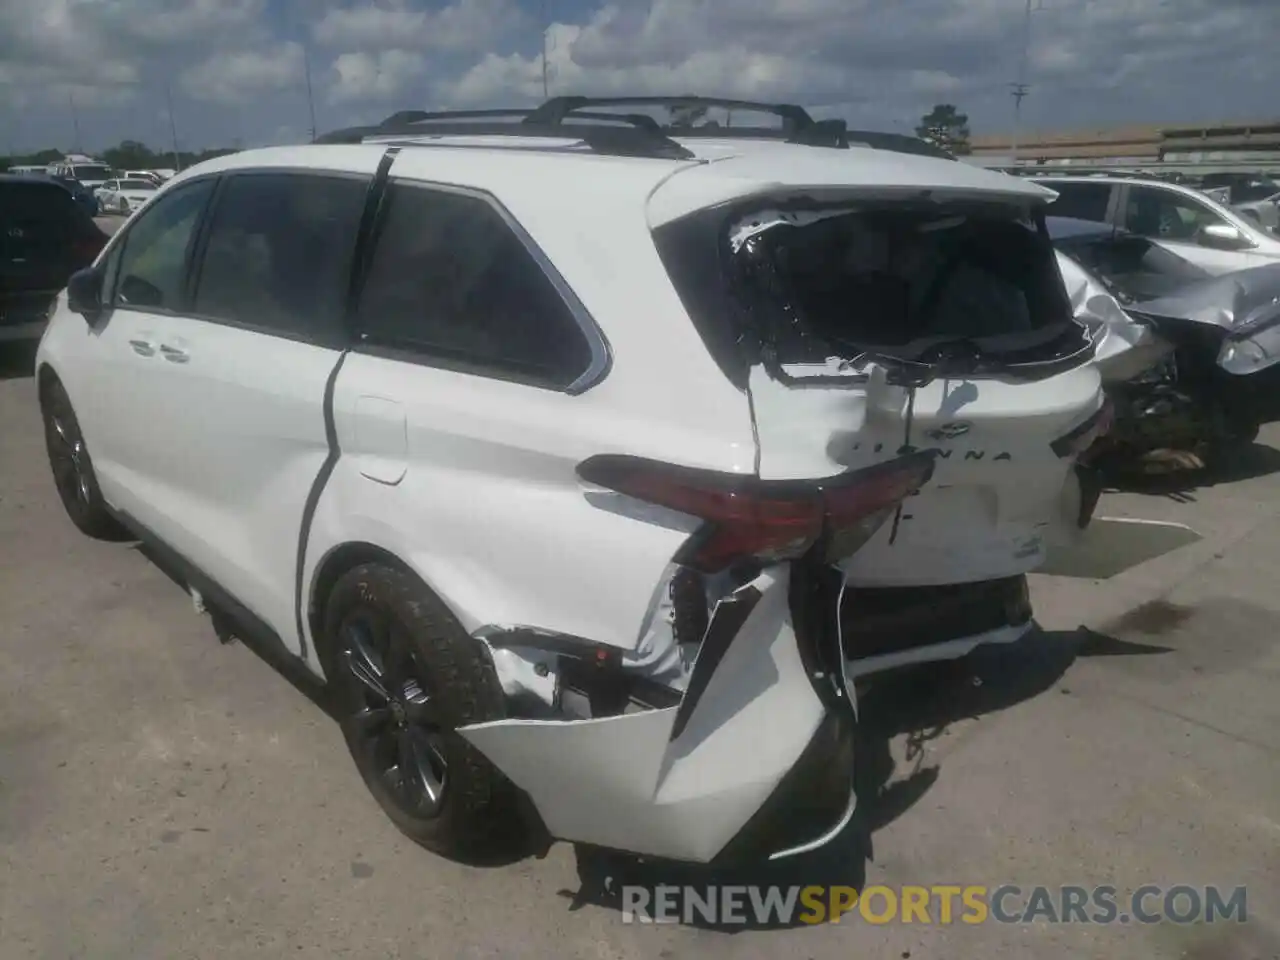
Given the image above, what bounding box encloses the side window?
[191,173,369,343]
[1124,186,1232,242]
[113,179,215,312]
[1045,182,1112,222]
[354,182,596,390]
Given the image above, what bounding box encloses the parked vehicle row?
[94,178,159,215]
[1030,174,1280,274]
[29,96,1204,872]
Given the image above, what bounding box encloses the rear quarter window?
[353,181,600,391]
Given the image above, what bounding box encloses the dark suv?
[1,175,108,344]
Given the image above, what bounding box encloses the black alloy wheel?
[335,607,450,819]
[320,563,518,858]
[40,378,127,540]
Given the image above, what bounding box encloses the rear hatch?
[653,184,1105,587]
[0,179,106,322]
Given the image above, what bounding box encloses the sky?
[1,0,1278,154]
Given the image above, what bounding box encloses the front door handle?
[129,339,156,357]
[159,344,189,364]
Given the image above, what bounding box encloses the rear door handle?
[159,344,189,363]
[129,339,156,357]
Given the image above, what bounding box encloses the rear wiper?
[850,334,1094,388]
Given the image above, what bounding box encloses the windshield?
[119,179,157,191]
[1061,234,1211,304]
[71,164,112,180]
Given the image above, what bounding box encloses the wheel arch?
[307,540,467,677]
[36,361,61,404]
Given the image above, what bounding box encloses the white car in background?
[1032,174,1280,275]
[95,178,159,215]
[121,169,164,187]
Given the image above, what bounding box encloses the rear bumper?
[840,575,1033,677]
[459,561,859,865]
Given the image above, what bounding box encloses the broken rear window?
[654,201,1089,387]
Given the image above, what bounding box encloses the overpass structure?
[967,119,1280,175]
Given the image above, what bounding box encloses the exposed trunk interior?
[655,196,1094,388]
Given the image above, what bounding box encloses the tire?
[40,377,129,540]
[318,562,520,858]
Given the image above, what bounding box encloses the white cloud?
[314,0,526,52]
[180,42,306,105]
[3,0,1280,151]
[328,49,428,104]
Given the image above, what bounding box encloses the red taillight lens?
[576,452,936,573]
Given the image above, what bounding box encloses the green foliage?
[2,140,239,174]
[915,104,972,155]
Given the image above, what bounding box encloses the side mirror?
[1199,223,1251,251]
[66,266,104,318]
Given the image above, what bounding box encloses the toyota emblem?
[927,421,972,440]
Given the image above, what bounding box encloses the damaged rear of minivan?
[459,172,1107,866]
[652,183,1108,676]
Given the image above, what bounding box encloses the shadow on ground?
[560,626,1173,931]
[1105,441,1280,503]
[0,342,37,382]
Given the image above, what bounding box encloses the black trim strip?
[667,583,763,742]
[292,147,401,660]
[182,175,226,309]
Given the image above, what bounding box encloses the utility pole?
[1008,0,1036,164]
[303,45,318,141]
[69,91,82,153]
[540,0,550,98]
[165,83,181,171]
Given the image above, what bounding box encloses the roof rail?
[315,97,952,161]
[527,95,816,132]
[522,96,947,156]
[314,111,696,160]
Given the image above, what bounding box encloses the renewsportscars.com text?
[621,884,1248,926]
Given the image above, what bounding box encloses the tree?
[915,103,971,156]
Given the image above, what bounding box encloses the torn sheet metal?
[473,564,748,715]
[727,206,859,253]
[458,566,831,863]
[1056,250,1170,383]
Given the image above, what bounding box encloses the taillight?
[576,452,936,573]
[1051,398,1113,460]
